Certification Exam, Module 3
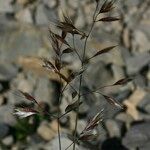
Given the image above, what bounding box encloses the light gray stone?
[111,64,125,81]
[126,52,150,75]
[0,24,44,63]
[132,30,150,53]
[68,0,79,9]
[34,77,51,104]
[139,142,150,150]
[2,135,14,146]
[0,105,16,126]
[37,121,56,141]
[84,61,114,90]
[43,0,57,8]
[123,122,150,149]
[35,4,49,25]
[0,0,13,13]
[75,8,86,29]
[138,94,150,114]
[0,63,18,81]
[44,136,80,150]
[105,119,124,138]
[15,8,33,24]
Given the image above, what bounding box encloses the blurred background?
[0,0,150,150]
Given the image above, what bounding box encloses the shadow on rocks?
[101,137,128,150]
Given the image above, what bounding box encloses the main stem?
[57,48,63,150]
[72,5,98,149]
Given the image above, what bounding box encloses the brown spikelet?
[42,58,56,72]
[103,95,124,109]
[19,90,37,103]
[79,134,98,141]
[98,17,120,22]
[82,110,103,133]
[65,100,82,113]
[113,78,133,85]
[99,0,115,13]
[88,45,117,61]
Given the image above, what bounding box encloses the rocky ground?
[0,0,150,150]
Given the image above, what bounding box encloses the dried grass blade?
[42,58,56,72]
[65,100,82,113]
[79,134,98,141]
[113,78,133,85]
[19,90,37,103]
[98,17,120,22]
[103,95,124,109]
[90,45,117,59]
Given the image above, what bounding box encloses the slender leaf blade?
[65,100,82,113]
[98,17,120,22]
[103,94,124,109]
[92,45,117,58]
[113,78,132,85]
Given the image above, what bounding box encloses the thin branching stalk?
[73,35,82,61]
[65,141,74,150]
[57,117,61,150]
[57,80,62,150]
[72,3,99,150]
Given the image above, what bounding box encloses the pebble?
[134,74,147,88]
[105,119,124,138]
[68,0,79,9]
[132,30,150,53]
[43,0,57,8]
[44,136,80,150]
[34,77,52,105]
[0,63,18,81]
[37,120,57,141]
[77,119,87,135]
[0,105,16,126]
[139,142,150,150]
[17,78,33,93]
[0,123,10,139]
[78,101,89,116]
[122,121,150,149]
[17,0,29,5]
[2,135,14,146]
[15,8,33,24]
[126,52,150,75]
[75,8,86,29]
[111,64,125,81]
[115,112,134,129]
[0,24,44,62]
[60,116,69,127]
[0,0,13,13]
[84,61,113,90]
[35,4,49,25]
[114,89,132,102]
[137,94,150,114]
